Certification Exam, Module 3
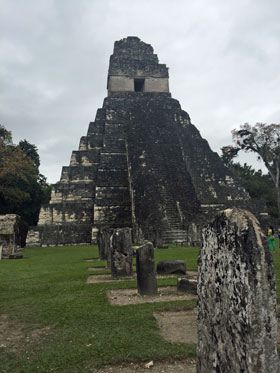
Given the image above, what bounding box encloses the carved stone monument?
[136,242,157,295]
[97,228,113,261]
[0,214,24,259]
[27,37,251,247]
[197,208,279,373]
[111,228,133,278]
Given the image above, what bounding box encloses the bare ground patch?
[0,314,51,354]
[90,359,196,372]
[107,287,197,305]
[154,308,280,345]
[187,271,198,280]
[87,267,110,273]
[83,257,100,263]
[154,310,197,344]
[87,274,135,284]
[87,274,181,284]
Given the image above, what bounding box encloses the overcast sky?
[1,0,279,183]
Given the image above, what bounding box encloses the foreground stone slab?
[107,286,197,306]
[136,242,157,295]
[157,260,186,275]
[111,228,133,277]
[198,208,279,373]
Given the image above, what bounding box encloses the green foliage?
[19,139,40,168]
[224,161,278,217]
[223,122,280,218]
[0,245,198,372]
[0,125,51,225]
[0,124,12,145]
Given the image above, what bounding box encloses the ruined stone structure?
[197,209,279,372]
[0,214,24,259]
[27,36,250,246]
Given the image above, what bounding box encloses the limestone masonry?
[27,36,251,246]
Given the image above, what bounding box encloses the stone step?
[162,229,187,243]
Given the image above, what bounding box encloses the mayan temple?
[27,36,251,246]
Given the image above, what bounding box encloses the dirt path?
[107,287,197,305]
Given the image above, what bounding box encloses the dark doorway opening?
[134,78,145,92]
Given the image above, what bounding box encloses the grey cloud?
[0,0,279,182]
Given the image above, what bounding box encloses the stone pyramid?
[27,36,250,246]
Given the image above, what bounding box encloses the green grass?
[0,245,198,373]
[1,244,280,372]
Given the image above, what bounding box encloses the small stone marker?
[177,277,197,294]
[157,260,186,275]
[136,242,157,296]
[0,214,24,259]
[97,228,113,261]
[197,208,279,373]
[111,228,133,277]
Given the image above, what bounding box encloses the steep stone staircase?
[161,189,188,244]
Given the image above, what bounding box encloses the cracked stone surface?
[197,208,279,373]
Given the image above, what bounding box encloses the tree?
[222,157,277,217]
[0,125,51,226]
[226,123,280,216]
[0,124,12,145]
[19,139,40,168]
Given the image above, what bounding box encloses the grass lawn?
[1,244,280,372]
[0,245,199,372]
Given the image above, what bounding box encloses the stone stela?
[27,36,251,247]
[197,208,279,373]
[136,242,157,296]
[110,228,133,278]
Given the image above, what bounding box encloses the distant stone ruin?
[27,36,251,247]
[0,214,24,259]
[197,208,279,372]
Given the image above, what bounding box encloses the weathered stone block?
[177,277,197,294]
[97,228,113,261]
[157,260,186,275]
[136,242,157,295]
[197,208,279,373]
[0,214,24,258]
[111,228,133,277]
